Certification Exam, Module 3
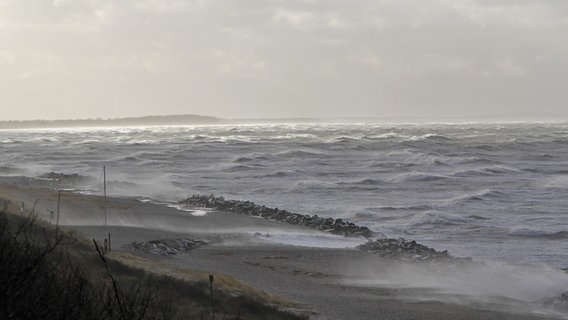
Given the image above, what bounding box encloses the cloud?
[0,0,567,120]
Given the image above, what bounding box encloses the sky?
[0,0,567,121]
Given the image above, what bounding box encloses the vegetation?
[0,114,223,129]
[0,198,307,320]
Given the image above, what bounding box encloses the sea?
[1,121,568,271]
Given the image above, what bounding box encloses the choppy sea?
[1,122,568,270]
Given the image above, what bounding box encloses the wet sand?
[0,179,560,320]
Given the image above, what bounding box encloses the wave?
[403,211,468,227]
[533,153,554,160]
[275,149,328,158]
[453,157,499,165]
[231,153,275,163]
[550,139,568,145]
[117,139,154,146]
[389,172,448,183]
[0,139,24,144]
[357,178,385,185]
[543,176,568,189]
[0,165,20,174]
[452,165,520,177]
[408,133,452,141]
[255,170,300,178]
[446,189,504,204]
[363,132,405,140]
[368,161,415,168]
[218,135,255,143]
[222,164,264,172]
[272,133,319,140]
[292,180,338,191]
[337,178,385,186]
[123,156,141,162]
[335,136,359,143]
[232,156,253,163]
[378,204,434,211]
[467,215,491,220]
[509,227,568,239]
[474,145,496,151]
[369,150,456,167]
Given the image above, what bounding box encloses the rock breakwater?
[39,172,93,186]
[358,238,470,264]
[179,195,472,264]
[125,238,207,256]
[180,194,378,238]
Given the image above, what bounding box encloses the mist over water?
[1,122,568,271]
[344,258,568,318]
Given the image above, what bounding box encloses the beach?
[0,177,563,320]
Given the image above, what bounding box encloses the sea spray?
[343,257,568,318]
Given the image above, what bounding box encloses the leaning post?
[209,274,215,317]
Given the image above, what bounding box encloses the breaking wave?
[408,133,452,141]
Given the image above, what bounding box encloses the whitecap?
[167,204,212,216]
[408,133,451,141]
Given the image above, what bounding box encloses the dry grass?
[0,194,308,320]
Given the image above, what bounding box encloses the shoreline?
[0,176,564,320]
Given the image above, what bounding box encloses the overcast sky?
[1,0,567,121]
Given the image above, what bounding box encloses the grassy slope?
[0,196,308,320]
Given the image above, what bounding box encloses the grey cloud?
[0,0,567,120]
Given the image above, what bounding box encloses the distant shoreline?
[2,112,568,129]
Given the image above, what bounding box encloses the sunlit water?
[1,122,568,270]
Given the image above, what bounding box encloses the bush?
[0,199,172,320]
[0,197,307,320]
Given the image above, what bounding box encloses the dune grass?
[0,197,308,320]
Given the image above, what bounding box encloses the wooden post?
[56,190,61,237]
[209,274,215,317]
[103,166,107,252]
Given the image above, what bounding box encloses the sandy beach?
[0,177,562,320]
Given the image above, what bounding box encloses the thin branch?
[93,239,127,320]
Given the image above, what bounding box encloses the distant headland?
[0,114,329,129]
[1,112,567,129]
[0,114,224,129]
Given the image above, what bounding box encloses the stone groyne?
[357,238,470,264]
[179,195,472,264]
[179,194,378,238]
[125,238,207,256]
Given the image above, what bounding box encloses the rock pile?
[180,195,475,265]
[180,194,378,238]
[39,172,92,186]
[358,238,472,264]
[125,238,207,256]
[543,292,568,314]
